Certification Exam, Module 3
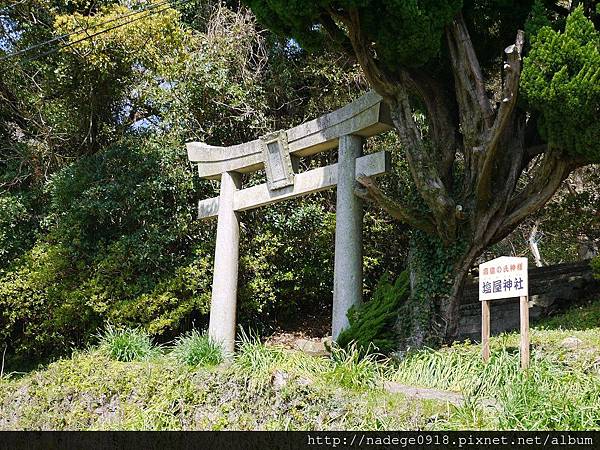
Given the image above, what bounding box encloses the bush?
[170,330,223,367]
[0,136,214,360]
[0,193,36,265]
[336,271,410,355]
[97,325,160,362]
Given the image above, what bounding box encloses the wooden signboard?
[479,256,530,369]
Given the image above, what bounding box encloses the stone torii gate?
[187,91,392,353]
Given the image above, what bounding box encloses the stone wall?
[457,260,600,341]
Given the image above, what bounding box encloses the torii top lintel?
[186,90,392,180]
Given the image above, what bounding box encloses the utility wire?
[1,0,174,60]
[0,0,181,61]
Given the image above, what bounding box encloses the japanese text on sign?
[479,256,528,301]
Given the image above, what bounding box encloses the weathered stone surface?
[294,339,328,356]
[186,90,392,179]
[187,140,263,179]
[560,336,584,349]
[332,135,364,340]
[197,151,390,220]
[287,91,392,157]
[271,370,290,390]
[190,92,394,353]
[383,381,464,406]
[235,150,388,214]
[208,171,241,354]
[260,130,294,190]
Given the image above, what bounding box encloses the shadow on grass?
[2,350,61,380]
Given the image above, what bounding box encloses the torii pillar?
[207,171,242,354]
[332,134,364,339]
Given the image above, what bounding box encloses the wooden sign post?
[479,256,530,370]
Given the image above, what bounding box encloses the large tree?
[244,0,600,346]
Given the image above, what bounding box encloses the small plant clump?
[97,325,160,362]
[591,256,600,279]
[325,342,382,390]
[170,330,224,367]
[337,271,410,355]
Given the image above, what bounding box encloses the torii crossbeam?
[187,91,393,353]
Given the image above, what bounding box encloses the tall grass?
[232,331,381,390]
[232,331,327,386]
[325,343,383,389]
[391,334,600,430]
[97,325,160,362]
[391,341,520,397]
[170,330,223,367]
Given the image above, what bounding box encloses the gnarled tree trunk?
[352,13,583,347]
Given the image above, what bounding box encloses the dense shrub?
[336,271,410,355]
[0,2,408,365]
[0,136,214,358]
[0,193,38,265]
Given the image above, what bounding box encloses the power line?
[1,0,175,60]
[0,0,181,61]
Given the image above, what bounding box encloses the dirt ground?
[263,311,331,349]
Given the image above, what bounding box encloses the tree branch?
[522,143,547,167]
[493,153,579,243]
[319,13,354,55]
[355,175,437,235]
[331,7,399,101]
[403,69,458,185]
[390,84,458,243]
[446,13,494,146]
[475,30,525,208]
[328,7,458,242]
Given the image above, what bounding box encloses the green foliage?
[337,271,410,354]
[2,1,408,364]
[521,6,600,161]
[0,193,35,264]
[2,307,599,430]
[246,0,462,69]
[532,167,600,263]
[0,136,215,358]
[97,325,160,362]
[233,331,382,391]
[325,343,382,390]
[398,232,468,347]
[392,322,600,430]
[524,0,553,37]
[463,0,539,68]
[238,202,336,323]
[170,330,223,367]
[0,349,443,430]
[0,243,79,357]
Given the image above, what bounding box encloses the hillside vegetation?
[1,299,598,431]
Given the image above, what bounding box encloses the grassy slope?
[1,299,599,431]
